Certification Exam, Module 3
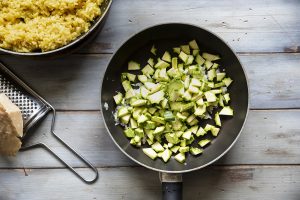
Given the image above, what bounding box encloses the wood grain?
[0,110,299,168]
[0,166,299,200]
[0,53,299,110]
[77,0,300,53]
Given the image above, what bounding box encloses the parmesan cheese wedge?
[0,93,23,156]
[0,93,23,137]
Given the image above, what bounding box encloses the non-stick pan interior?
[101,23,249,173]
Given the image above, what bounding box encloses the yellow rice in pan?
[0,0,103,53]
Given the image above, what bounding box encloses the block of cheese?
[0,93,23,156]
[0,93,23,137]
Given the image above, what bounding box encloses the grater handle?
[21,142,99,184]
[21,107,99,184]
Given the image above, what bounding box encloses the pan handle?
[160,172,182,200]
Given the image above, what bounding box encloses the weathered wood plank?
[77,0,300,53]
[0,53,299,110]
[0,166,299,200]
[0,110,299,168]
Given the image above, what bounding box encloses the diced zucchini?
[122,80,132,92]
[195,54,205,65]
[131,99,147,107]
[132,108,142,120]
[151,142,164,152]
[174,152,186,163]
[150,45,157,55]
[124,128,135,138]
[196,98,204,106]
[223,77,233,87]
[223,93,230,104]
[179,146,189,153]
[143,148,157,159]
[212,63,219,69]
[189,40,199,50]
[113,93,123,105]
[214,112,221,126]
[190,147,203,155]
[130,118,138,129]
[171,146,180,153]
[115,40,234,164]
[171,119,183,131]
[181,45,190,55]
[196,127,206,137]
[161,149,172,162]
[153,126,165,135]
[128,61,140,70]
[140,86,149,99]
[134,128,144,137]
[190,78,202,87]
[161,98,169,109]
[182,130,192,140]
[207,69,216,81]
[147,139,154,145]
[151,116,165,124]
[137,114,148,124]
[144,121,156,129]
[179,51,188,63]
[144,82,156,90]
[216,72,226,81]
[176,112,187,121]
[219,106,234,116]
[142,65,155,76]
[204,91,217,102]
[147,90,165,104]
[162,51,171,62]
[189,118,199,126]
[193,49,200,56]
[159,68,169,81]
[211,126,220,137]
[202,52,220,61]
[148,58,154,67]
[165,133,179,144]
[121,114,131,124]
[118,107,129,117]
[183,91,192,101]
[204,60,213,70]
[189,125,199,134]
[173,47,181,54]
[186,55,194,65]
[138,75,148,83]
[172,57,178,69]
[198,139,211,147]
[181,102,195,111]
[204,124,214,132]
[125,89,135,99]
[154,59,170,69]
[164,111,175,121]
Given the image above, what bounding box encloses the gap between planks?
[2,164,300,170]
[53,108,300,112]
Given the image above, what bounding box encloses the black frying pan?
[0,0,112,57]
[101,23,249,200]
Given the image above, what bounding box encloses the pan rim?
[0,0,112,56]
[101,22,250,173]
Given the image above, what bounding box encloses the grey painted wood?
[0,110,299,168]
[77,0,300,53]
[0,166,299,200]
[0,53,299,110]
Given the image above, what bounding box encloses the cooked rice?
[0,0,103,52]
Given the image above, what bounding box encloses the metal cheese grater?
[0,61,98,184]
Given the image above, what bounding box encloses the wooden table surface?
[0,0,299,199]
